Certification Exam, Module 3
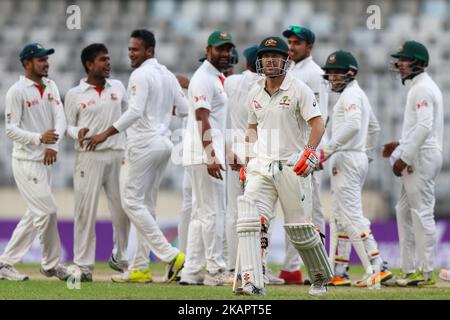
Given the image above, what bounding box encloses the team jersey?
[65,78,127,152]
[183,60,228,166]
[399,72,443,165]
[326,80,380,154]
[224,70,260,161]
[247,72,321,161]
[113,58,188,147]
[5,76,66,161]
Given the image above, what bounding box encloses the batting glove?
[288,146,319,177]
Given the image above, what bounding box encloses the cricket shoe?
[163,252,185,283]
[439,269,450,282]
[279,270,303,284]
[108,255,128,273]
[0,263,29,281]
[353,272,382,288]
[111,268,152,283]
[265,269,285,285]
[396,270,424,287]
[237,282,266,296]
[328,274,351,287]
[204,269,230,286]
[179,271,204,285]
[418,272,437,288]
[40,264,71,281]
[309,280,328,296]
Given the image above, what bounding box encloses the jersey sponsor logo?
[80,99,96,109]
[416,100,428,109]
[279,95,290,108]
[25,99,39,108]
[253,99,262,110]
[194,95,207,103]
[314,92,320,103]
[345,104,357,112]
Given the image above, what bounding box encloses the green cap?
[257,36,289,57]
[19,43,55,62]
[322,50,358,72]
[282,25,316,44]
[243,44,259,69]
[207,31,235,47]
[391,40,429,66]
[231,47,239,64]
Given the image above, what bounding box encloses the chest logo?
[47,93,54,101]
[194,95,207,103]
[279,95,291,108]
[80,99,96,109]
[26,99,39,108]
[111,93,118,101]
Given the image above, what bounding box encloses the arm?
[366,108,381,161]
[46,85,67,153]
[245,123,258,165]
[5,87,42,145]
[173,79,189,118]
[64,90,82,140]
[306,116,325,150]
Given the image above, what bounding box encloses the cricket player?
[383,40,443,287]
[83,30,187,283]
[64,43,131,281]
[0,43,69,281]
[224,45,284,285]
[236,36,332,296]
[279,25,329,285]
[180,31,235,286]
[319,50,392,287]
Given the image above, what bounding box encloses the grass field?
[1,263,449,300]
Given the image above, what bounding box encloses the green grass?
[0,264,449,300]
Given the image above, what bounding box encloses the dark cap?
[282,25,315,44]
[257,36,289,58]
[243,44,258,69]
[207,31,235,47]
[19,43,55,62]
[391,40,429,66]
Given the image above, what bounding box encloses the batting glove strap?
[293,147,318,177]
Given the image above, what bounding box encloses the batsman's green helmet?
[391,40,429,66]
[257,36,289,58]
[322,50,358,72]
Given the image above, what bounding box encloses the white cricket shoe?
[309,281,328,296]
[203,269,229,286]
[40,264,71,281]
[0,263,29,281]
[238,282,266,296]
[179,271,204,285]
[265,269,285,285]
[439,269,450,282]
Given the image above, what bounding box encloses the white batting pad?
[284,223,334,283]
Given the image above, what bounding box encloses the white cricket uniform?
[1,76,66,270]
[113,58,188,269]
[390,72,443,274]
[282,56,329,272]
[224,70,260,271]
[244,72,321,232]
[326,80,382,270]
[65,78,130,272]
[181,60,228,276]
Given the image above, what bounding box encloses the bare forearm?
[306,116,325,149]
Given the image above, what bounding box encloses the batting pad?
[284,223,334,283]
[236,196,264,290]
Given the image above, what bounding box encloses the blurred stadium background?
[0,0,449,267]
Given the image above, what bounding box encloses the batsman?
[235,36,333,296]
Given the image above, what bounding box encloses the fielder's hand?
[78,128,90,148]
[207,155,225,180]
[382,141,399,158]
[84,132,108,151]
[43,148,57,166]
[315,147,329,170]
[40,129,59,144]
[393,158,407,177]
[288,147,319,177]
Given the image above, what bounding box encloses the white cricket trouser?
[282,170,325,272]
[225,168,242,271]
[181,164,226,275]
[396,148,442,274]
[120,136,179,269]
[0,159,61,270]
[330,152,382,270]
[244,158,313,226]
[177,168,192,253]
[73,150,130,272]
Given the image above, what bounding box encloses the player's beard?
[34,64,48,78]
[210,55,230,72]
